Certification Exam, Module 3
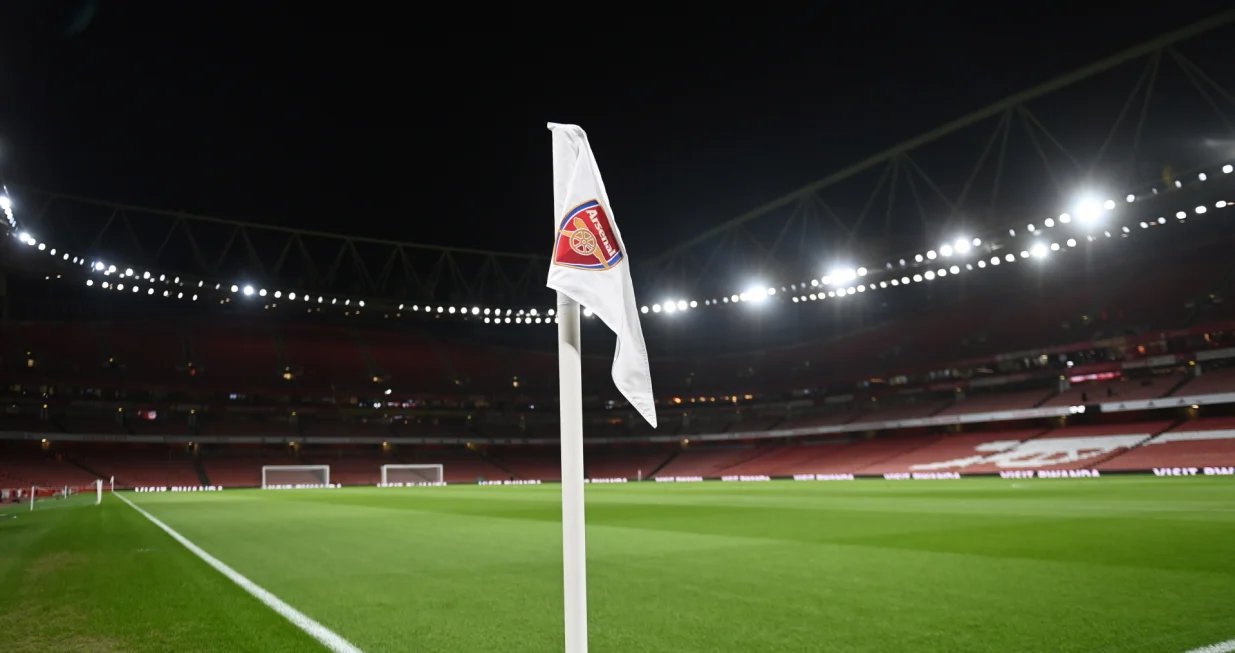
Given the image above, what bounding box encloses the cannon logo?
[554,200,623,270]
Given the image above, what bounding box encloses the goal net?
[24,481,103,512]
[380,464,445,486]
[262,465,332,489]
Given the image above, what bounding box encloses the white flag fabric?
[546,122,657,428]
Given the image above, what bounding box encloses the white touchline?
[1186,639,1235,653]
[116,493,366,653]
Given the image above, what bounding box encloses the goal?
[380,464,445,486]
[261,465,331,489]
[28,481,102,511]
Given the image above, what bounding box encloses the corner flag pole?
[557,292,589,652]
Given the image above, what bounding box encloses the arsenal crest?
[553,200,623,270]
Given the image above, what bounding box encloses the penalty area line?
[1186,640,1235,653]
[115,492,366,653]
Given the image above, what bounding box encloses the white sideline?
[1186,640,1235,653]
[115,493,366,653]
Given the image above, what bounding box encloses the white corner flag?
[547,122,657,653]
[547,122,657,427]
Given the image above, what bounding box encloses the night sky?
[2,3,1231,260]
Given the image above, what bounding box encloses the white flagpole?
[557,292,589,653]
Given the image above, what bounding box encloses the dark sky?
[2,3,1232,259]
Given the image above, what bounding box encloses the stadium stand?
[1173,366,1235,396]
[924,421,1175,473]
[73,444,201,489]
[653,445,778,478]
[936,388,1053,415]
[281,324,369,394]
[582,446,675,480]
[1098,418,1235,470]
[859,429,1049,474]
[299,446,391,486]
[0,443,101,487]
[5,248,1235,486]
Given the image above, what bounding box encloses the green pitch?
[2,477,1234,652]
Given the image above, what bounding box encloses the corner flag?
[547,123,657,428]
[547,122,656,653]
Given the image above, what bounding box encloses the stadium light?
[1074,195,1103,223]
[1031,244,1047,258]
[243,285,254,296]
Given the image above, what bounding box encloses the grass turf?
[1,477,1233,652]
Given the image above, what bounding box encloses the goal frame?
[261,465,331,489]
[380,464,445,486]
[30,480,102,511]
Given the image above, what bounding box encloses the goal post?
[380,464,445,486]
[27,480,102,511]
[261,465,332,489]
